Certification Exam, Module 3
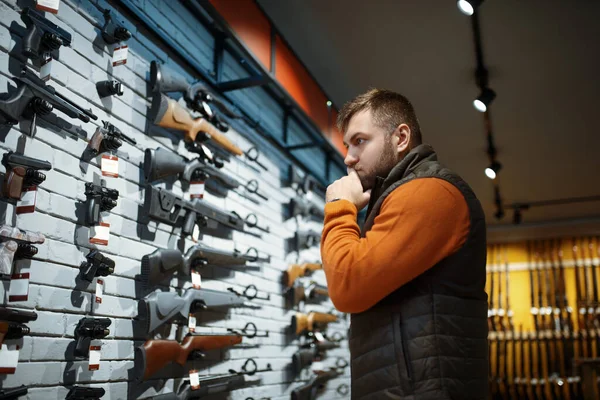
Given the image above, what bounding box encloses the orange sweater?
[320,178,470,313]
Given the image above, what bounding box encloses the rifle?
[289,230,321,253]
[145,186,245,236]
[142,243,270,287]
[142,288,247,333]
[284,263,322,288]
[0,224,45,275]
[291,367,343,400]
[144,147,239,190]
[150,61,239,132]
[289,280,329,307]
[85,181,118,226]
[286,165,326,199]
[292,312,337,336]
[585,238,599,329]
[488,249,496,333]
[135,334,242,380]
[74,318,111,358]
[0,308,37,345]
[0,66,97,136]
[79,250,115,282]
[88,121,137,155]
[65,386,105,399]
[292,337,340,372]
[285,197,324,221]
[541,241,561,400]
[149,92,242,156]
[572,238,588,359]
[2,151,52,200]
[21,7,71,60]
[0,386,27,400]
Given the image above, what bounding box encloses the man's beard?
[357,140,399,190]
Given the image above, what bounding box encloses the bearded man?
[321,89,489,399]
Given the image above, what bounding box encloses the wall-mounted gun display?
[21,7,71,60]
[286,165,326,199]
[79,250,114,282]
[85,181,118,226]
[145,186,245,236]
[292,335,340,373]
[287,231,321,254]
[290,367,344,400]
[149,92,242,156]
[291,312,337,337]
[0,225,45,276]
[88,121,136,155]
[135,334,242,380]
[74,317,111,358]
[0,67,97,136]
[142,243,269,287]
[288,280,329,308]
[65,386,105,400]
[284,263,323,288]
[285,197,324,221]
[141,288,247,333]
[100,7,131,45]
[2,152,51,201]
[0,386,27,400]
[0,308,37,345]
[96,80,123,98]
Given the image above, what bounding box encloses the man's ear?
[391,123,411,155]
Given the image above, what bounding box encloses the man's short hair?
[337,88,422,148]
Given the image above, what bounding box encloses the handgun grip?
[88,129,104,155]
[87,197,100,226]
[22,24,41,59]
[182,210,197,236]
[3,167,26,200]
[75,336,91,357]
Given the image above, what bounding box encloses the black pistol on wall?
[85,180,118,226]
[21,7,71,60]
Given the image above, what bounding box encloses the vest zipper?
[400,320,414,380]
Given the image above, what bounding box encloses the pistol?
[0,307,37,346]
[0,386,27,400]
[74,317,111,358]
[65,386,105,400]
[79,250,115,282]
[21,7,71,60]
[100,8,131,44]
[0,224,45,276]
[85,180,119,226]
[88,121,137,155]
[2,152,52,200]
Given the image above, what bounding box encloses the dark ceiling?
[257,0,600,240]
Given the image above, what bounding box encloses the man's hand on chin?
[326,169,371,210]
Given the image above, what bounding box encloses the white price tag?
[313,331,325,342]
[311,361,325,370]
[90,222,110,246]
[8,272,30,302]
[191,270,202,289]
[189,181,205,199]
[0,344,20,374]
[101,155,119,178]
[95,278,104,304]
[188,313,196,333]
[40,57,53,81]
[192,224,200,243]
[112,45,128,66]
[89,340,101,371]
[201,144,213,160]
[36,0,60,13]
[16,187,37,214]
[189,370,200,390]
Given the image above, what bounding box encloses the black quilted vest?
[349,144,489,400]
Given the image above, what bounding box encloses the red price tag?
[89,340,101,371]
[90,222,110,246]
[16,187,37,214]
[189,181,205,199]
[95,279,104,304]
[40,56,54,81]
[189,370,200,390]
[0,344,20,374]
[112,45,128,66]
[101,155,119,178]
[36,0,60,14]
[8,272,30,302]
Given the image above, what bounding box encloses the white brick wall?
[0,0,350,399]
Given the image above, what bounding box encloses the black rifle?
[286,165,326,199]
[291,368,343,400]
[142,243,270,287]
[79,250,115,282]
[288,230,321,254]
[88,121,137,155]
[66,386,105,400]
[100,7,131,44]
[21,7,71,60]
[144,147,239,189]
[1,152,52,200]
[0,386,27,400]
[0,66,97,136]
[0,308,37,345]
[74,318,111,358]
[292,337,340,372]
[85,181,118,226]
[286,197,324,221]
[145,186,245,236]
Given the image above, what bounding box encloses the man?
[321,89,488,399]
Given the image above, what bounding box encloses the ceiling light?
[485,160,502,180]
[457,0,485,16]
[473,88,496,112]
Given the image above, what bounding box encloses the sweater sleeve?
[320,177,470,313]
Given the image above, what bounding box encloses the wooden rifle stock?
[284,263,322,287]
[153,94,243,156]
[293,312,337,336]
[139,334,242,380]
